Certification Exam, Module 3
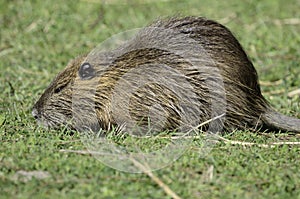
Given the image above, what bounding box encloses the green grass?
[1,0,300,198]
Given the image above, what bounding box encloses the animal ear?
[79,62,95,80]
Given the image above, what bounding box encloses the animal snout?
[32,108,39,120]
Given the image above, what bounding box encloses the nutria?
[32,16,300,134]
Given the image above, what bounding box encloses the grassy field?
[1,0,300,198]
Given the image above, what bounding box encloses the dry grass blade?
[217,136,300,148]
[288,88,300,97]
[129,157,182,199]
[218,13,237,24]
[179,113,226,138]
[274,18,300,25]
[260,80,283,86]
[264,89,285,95]
[59,149,182,199]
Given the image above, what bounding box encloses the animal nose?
[32,108,39,119]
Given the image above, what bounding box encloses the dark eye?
[54,84,67,93]
[79,62,95,80]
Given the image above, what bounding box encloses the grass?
[1,0,300,198]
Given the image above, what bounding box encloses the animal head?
[32,55,87,128]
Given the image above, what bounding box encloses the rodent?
[32,16,300,134]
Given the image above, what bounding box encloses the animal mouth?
[32,108,73,130]
[36,118,73,130]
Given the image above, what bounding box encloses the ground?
[1,0,300,198]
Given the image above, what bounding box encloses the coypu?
[32,16,300,134]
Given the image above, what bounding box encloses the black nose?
[32,108,39,119]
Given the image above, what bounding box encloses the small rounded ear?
[79,62,95,80]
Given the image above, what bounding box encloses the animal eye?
[54,84,66,94]
[79,62,95,80]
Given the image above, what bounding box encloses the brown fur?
[32,17,300,133]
